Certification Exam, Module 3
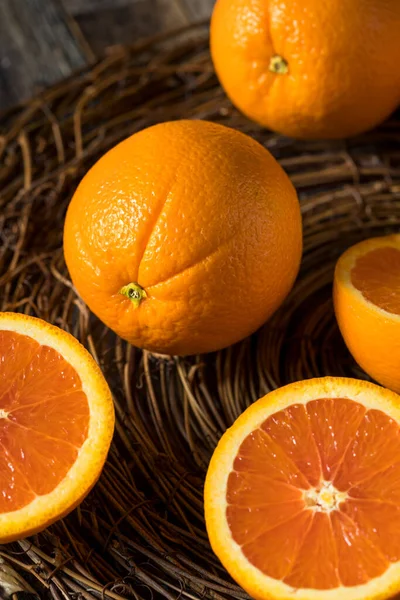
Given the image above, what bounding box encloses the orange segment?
[0,331,90,507]
[233,428,310,489]
[334,234,400,393]
[1,340,85,408]
[0,312,114,542]
[227,501,304,546]
[205,377,400,600]
[306,398,365,481]
[334,409,400,490]
[262,403,321,486]
[350,463,400,504]
[351,247,400,315]
[331,510,388,586]
[227,471,303,506]
[1,421,79,497]
[0,450,35,513]
[342,499,400,563]
[284,512,339,590]
[0,330,39,405]
[8,391,89,446]
[241,510,314,582]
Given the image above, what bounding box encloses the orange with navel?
[210,0,400,139]
[0,312,114,542]
[334,234,400,393]
[205,377,400,600]
[63,120,302,356]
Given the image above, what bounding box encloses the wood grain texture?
[63,0,214,19]
[76,0,189,55]
[0,0,88,110]
[179,0,215,20]
[62,0,137,16]
[0,0,212,112]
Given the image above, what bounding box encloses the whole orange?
[210,0,400,139]
[64,120,302,356]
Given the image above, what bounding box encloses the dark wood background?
[0,0,215,111]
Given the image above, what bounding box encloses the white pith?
[304,480,347,512]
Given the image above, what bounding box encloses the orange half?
[0,312,114,542]
[205,377,400,600]
[334,234,400,393]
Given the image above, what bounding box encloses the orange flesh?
[351,247,400,315]
[0,331,89,512]
[227,398,400,589]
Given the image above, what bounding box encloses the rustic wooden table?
[0,0,214,111]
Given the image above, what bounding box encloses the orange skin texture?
[334,235,400,394]
[63,120,302,356]
[210,0,400,139]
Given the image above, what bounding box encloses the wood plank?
[178,0,215,21]
[76,0,189,56]
[62,0,136,16]
[0,0,88,111]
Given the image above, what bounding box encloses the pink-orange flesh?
[227,398,400,589]
[0,330,90,512]
[351,247,400,315]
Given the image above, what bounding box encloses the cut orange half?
[0,312,114,542]
[204,377,400,600]
[334,234,400,393]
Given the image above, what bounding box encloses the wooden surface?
[0,0,215,111]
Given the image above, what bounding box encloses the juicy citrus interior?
[0,330,90,512]
[227,397,400,590]
[351,246,400,315]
